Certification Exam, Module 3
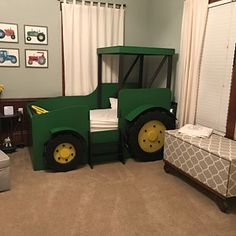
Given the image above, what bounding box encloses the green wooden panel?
[29,105,89,170]
[27,83,172,170]
[125,104,159,122]
[91,143,119,155]
[90,130,119,144]
[118,88,172,134]
[28,83,139,114]
[119,88,171,118]
[97,46,175,56]
[27,83,138,170]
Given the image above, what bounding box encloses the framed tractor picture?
[0,23,18,43]
[25,49,48,68]
[0,48,19,67]
[24,25,48,45]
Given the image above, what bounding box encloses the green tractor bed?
[27,46,176,171]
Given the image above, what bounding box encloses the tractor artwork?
[26,30,46,42]
[0,50,17,64]
[28,52,46,65]
[0,28,16,40]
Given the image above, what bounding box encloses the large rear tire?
[37,33,45,42]
[38,56,46,65]
[44,134,85,172]
[0,30,5,39]
[127,109,175,162]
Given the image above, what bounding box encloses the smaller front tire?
[0,57,5,63]
[44,134,85,172]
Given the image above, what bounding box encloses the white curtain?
[177,0,208,127]
[62,0,124,95]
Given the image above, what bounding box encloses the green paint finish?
[28,83,130,113]
[90,130,119,144]
[49,127,80,136]
[119,88,171,119]
[27,83,137,170]
[125,104,160,122]
[28,104,89,170]
[27,43,175,170]
[90,130,120,163]
[118,88,171,135]
[27,86,172,170]
[97,46,175,56]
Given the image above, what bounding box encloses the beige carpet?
[1,147,236,236]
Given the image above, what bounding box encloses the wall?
[0,0,62,99]
[0,0,183,99]
[0,0,184,146]
[106,0,150,46]
[107,0,184,92]
[146,0,184,101]
[149,0,184,53]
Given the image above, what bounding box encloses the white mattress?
[90,108,118,132]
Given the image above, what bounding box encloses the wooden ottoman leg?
[163,161,174,174]
[215,196,229,213]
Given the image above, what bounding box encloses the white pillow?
[109,97,118,110]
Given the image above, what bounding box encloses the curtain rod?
[57,0,126,8]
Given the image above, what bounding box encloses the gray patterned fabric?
[0,150,10,192]
[164,130,236,197]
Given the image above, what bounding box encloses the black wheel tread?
[45,134,85,172]
[127,109,175,162]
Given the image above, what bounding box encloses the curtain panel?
[62,0,124,95]
[177,0,209,127]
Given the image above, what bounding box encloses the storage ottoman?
[163,130,236,212]
[0,150,10,192]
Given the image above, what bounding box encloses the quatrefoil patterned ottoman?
[164,130,236,198]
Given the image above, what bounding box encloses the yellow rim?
[53,143,76,164]
[138,120,166,153]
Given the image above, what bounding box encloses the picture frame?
[25,49,48,68]
[0,48,20,67]
[0,22,18,43]
[24,25,48,45]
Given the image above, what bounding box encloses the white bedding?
[90,108,118,132]
[178,124,213,138]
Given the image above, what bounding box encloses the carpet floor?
[1,147,236,236]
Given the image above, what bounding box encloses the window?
[196,1,236,135]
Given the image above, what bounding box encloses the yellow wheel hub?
[138,120,166,153]
[53,143,76,164]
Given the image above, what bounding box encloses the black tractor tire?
[0,29,5,39]
[37,33,45,42]
[0,57,5,63]
[127,109,175,162]
[38,56,46,65]
[27,36,31,41]
[44,134,85,172]
[11,34,15,40]
[11,57,17,64]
